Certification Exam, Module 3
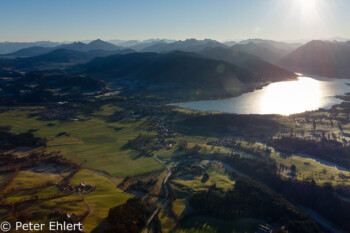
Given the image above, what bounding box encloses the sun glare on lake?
[259,77,322,115]
[174,76,350,116]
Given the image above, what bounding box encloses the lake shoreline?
[171,75,350,116]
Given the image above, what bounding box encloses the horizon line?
[0,36,349,44]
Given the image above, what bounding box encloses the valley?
[0,38,350,233]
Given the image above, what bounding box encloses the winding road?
[79,192,94,220]
[144,153,345,233]
[143,152,171,233]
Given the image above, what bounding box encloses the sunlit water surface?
[173,76,350,115]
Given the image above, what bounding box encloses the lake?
[173,76,350,115]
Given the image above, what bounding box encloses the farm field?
[1,101,350,233]
[0,107,164,177]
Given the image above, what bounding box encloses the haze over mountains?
[58,39,122,52]
[280,40,350,77]
[1,39,125,58]
[0,41,60,54]
[231,40,301,63]
[0,48,136,70]
[199,47,295,82]
[1,37,350,100]
[139,39,226,53]
[0,39,175,55]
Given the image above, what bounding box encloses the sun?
[294,0,320,21]
[297,0,317,12]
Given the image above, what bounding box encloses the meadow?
[1,103,350,233]
[0,106,164,177]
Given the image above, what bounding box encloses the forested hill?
[199,46,296,82]
[280,40,350,78]
[83,51,284,99]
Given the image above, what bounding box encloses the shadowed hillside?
[83,51,265,99]
[231,40,300,63]
[0,48,135,70]
[199,47,296,82]
[280,40,350,77]
[0,39,124,58]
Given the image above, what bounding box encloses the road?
[79,192,94,220]
[144,155,345,233]
[143,152,171,233]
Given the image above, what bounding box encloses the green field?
[0,107,163,177]
[1,104,350,233]
[230,139,350,185]
[70,169,133,232]
[171,167,235,194]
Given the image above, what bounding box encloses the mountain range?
[58,39,122,52]
[0,48,135,70]
[231,40,302,64]
[0,41,60,54]
[109,39,176,51]
[0,39,123,58]
[1,38,350,101]
[199,46,296,82]
[280,40,350,77]
[82,51,295,99]
[140,39,227,53]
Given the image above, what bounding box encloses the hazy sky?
[1,0,349,42]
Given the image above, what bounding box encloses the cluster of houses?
[208,137,239,148]
[40,106,78,121]
[57,182,94,194]
[153,119,177,150]
[49,210,81,225]
[278,163,297,178]
[129,100,175,116]
[108,99,175,122]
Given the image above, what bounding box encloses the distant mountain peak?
[140,39,226,53]
[88,39,120,50]
[73,41,84,43]
[89,39,106,44]
[306,40,330,46]
[280,40,350,77]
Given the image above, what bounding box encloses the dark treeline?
[270,136,350,169]
[128,134,155,154]
[0,71,106,105]
[0,151,79,174]
[127,179,157,193]
[189,179,325,233]
[178,114,281,137]
[0,168,19,193]
[0,151,79,195]
[104,198,154,233]
[218,153,350,232]
[171,163,203,178]
[0,152,44,173]
[0,152,80,180]
[334,184,350,198]
[0,126,46,149]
